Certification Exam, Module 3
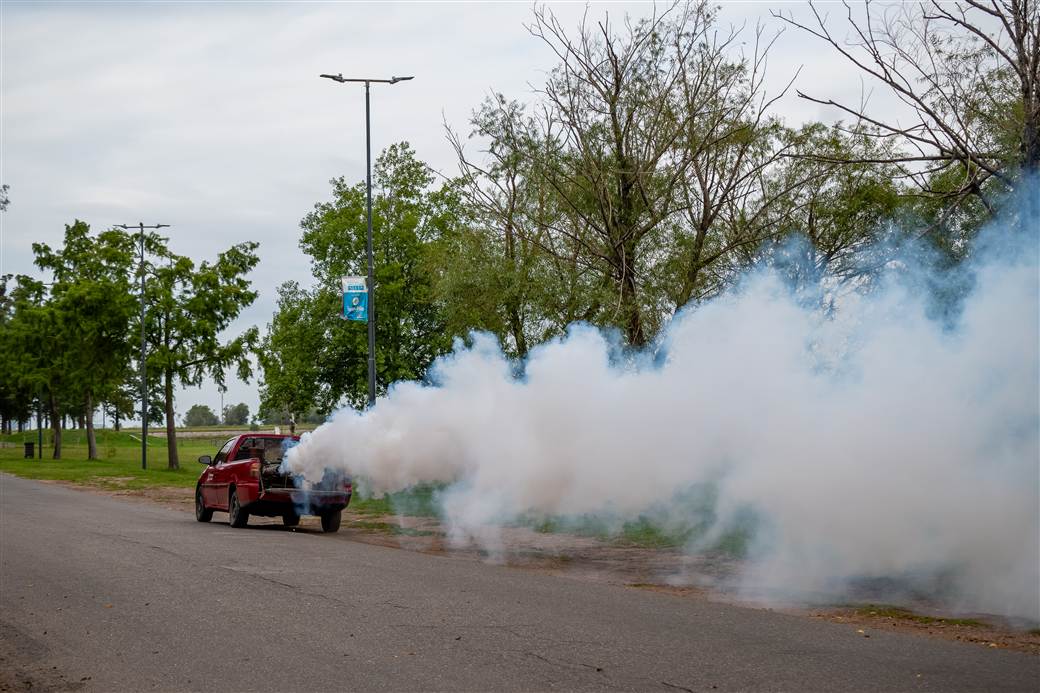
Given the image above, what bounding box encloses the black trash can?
[23,442,34,459]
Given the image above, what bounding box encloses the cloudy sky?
[1,1,903,424]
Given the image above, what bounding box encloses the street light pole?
[319,72,413,408]
[33,281,54,460]
[364,80,375,408]
[116,222,170,470]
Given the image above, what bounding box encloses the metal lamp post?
[319,72,413,408]
[34,281,54,459]
[116,222,170,470]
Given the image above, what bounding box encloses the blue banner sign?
[342,276,368,322]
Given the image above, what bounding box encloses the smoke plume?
[287,194,1039,621]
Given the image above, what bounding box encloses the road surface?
[1,474,1036,692]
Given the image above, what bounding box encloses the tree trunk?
[617,237,646,347]
[677,224,710,308]
[508,306,528,359]
[77,413,85,430]
[85,391,97,460]
[164,369,179,470]
[49,394,62,459]
[502,219,529,359]
[621,269,645,347]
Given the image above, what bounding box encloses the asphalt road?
[1,474,1037,692]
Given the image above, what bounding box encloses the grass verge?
[854,604,984,627]
[0,428,225,489]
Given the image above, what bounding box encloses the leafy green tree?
[0,275,35,434]
[2,277,66,457]
[102,382,135,432]
[763,123,904,282]
[447,97,607,356]
[33,221,137,459]
[222,402,249,426]
[183,404,219,427]
[257,281,322,425]
[260,143,458,413]
[142,238,259,469]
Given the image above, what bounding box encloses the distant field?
[0,428,227,489]
[145,423,320,436]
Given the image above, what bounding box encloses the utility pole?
[116,222,169,470]
[319,72,413,407]
[34,281,54,459]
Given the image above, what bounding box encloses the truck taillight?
[249,462,260,478]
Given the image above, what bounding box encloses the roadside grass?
[854,604,984,627]
[350,484,441,518]
[0,428,225,489]
[529,513,753,555]
[348,519,435,537]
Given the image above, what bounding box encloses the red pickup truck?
[194,433,351,533]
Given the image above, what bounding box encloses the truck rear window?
[232,437,297,463]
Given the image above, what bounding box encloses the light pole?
[33,281,54,460]
[116,222,170,470]
[319,72,413,408]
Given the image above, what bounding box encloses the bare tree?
[520,2,708,345]
[452,1,810,345]
[774,0,1039,214]
[663,21,809,307]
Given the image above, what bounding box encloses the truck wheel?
[282,512,300,527]
[320,509,342,533]
[228,489,249,528]
[195,487,213,523]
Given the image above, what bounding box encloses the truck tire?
[283,512,300,527]
[195,487,213,523]
[320,509,342,533]
[228,488,249,528]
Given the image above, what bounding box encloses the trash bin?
[24,442,35,458]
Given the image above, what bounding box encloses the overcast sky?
[1,1,905,424]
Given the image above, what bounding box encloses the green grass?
[0,428,226,489]
[348,519,435,537]
[855,605,984,627]
[527,513,752,555]
[350,484,441,518]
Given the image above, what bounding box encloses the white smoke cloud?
[287,201,1039,621]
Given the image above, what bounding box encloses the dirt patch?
[42,479,193,512]
[108,485,194,510]
[810,606,1040,655]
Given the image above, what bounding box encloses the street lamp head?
[321,73,414,85]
